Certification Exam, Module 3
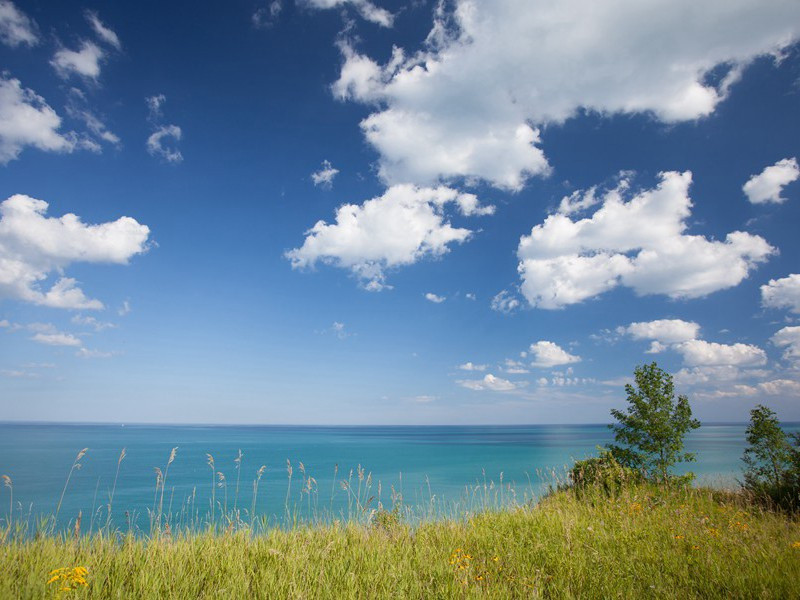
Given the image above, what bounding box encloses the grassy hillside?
[2,483,799,598]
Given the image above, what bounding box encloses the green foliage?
[569,449,643,496]
[607,362,700,483]
[2,484,799,599]
[742,404,800,511]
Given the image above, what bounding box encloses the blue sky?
[1,0,799,424]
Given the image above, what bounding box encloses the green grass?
[2,484,799,598]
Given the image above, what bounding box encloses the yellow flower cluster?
[47,567,88,593]
[792,541,800,549]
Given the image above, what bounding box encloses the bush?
[569,450,643,496]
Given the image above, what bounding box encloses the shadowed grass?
[2,483,799,599]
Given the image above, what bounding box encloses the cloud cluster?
[0,0,38,47]
[51,12,120,80]
[424,292,445,303]
[286,184,493,290]
[0,194,150,309]
[457,373,523,392]
[305,0,393,27]
[743,158,799,204]
[761,274,800,313]
[516,171,774,309]
[333,0,800,190]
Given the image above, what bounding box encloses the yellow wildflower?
[47,567,89,593]
[792,541,800,549]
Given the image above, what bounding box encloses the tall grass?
[2,482,798,598]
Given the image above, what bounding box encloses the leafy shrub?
[569,450,643,496]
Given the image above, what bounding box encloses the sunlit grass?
[2,483,799,598]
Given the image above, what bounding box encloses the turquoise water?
[0,423,796,532]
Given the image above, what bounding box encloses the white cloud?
[304,0,393,27]
[253,1,283,28]
[772,326,800,365]
[490,289,520,314]
[286,184,492,290]
[0,76,79,164]
[71,314,116,331]
[118,300,131,316]
[743,158,799,204]
[501,358,529,374]
[311,160,340,188]
[147,125,183,163]
[761,274,800,314]
[465,292,475,300]
[85,11,120,50]
[0,0,37,47]
[425,292,445,303]
[51,41,105,79]
[620,319,700,344]
[758,379,800,396]
[146,95,166,121]
[517,172,774,309]
[0,194,150,309]
[674,339,767,367]
[458,362,487,371]
[457,373,524,392]
[529,340,580,368]
[32,332,81,347]
[66,89,120,148]
[76,347,114,359]
[333,0,800,190]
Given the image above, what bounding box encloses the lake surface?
[0,422,796,532]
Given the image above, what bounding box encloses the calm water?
[0,423,796,531]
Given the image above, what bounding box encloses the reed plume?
[234,449,243,514]
[55,448,87,527]
[106,448,126,534]
[2,475,11,529]
[206,454,216,526]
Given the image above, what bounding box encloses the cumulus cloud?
[425,292,445,303]
[457,373,524,392]
[51,41,105,79]
[620,319,700,344]
[286,184,492,290]
[0,194,150,309]
[0,0,38,47]
[332,0,800,190]
[743,158,799,204]
[761,274,800,313]
[304,0,393,27]
[772,326,800,366]
[529,341,580,368]
[147,125,183,163]
[311,160,339,188]
[674,339,767,367]
[0,76,79,164]
[517,171,774,309]
[85,11,120,49]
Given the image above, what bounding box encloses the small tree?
[742,405,791,491]
[741,404,800,510]
[607,362,700,483]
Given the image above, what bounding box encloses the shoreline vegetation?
[1,483,799,598]
[2,364,800,598]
